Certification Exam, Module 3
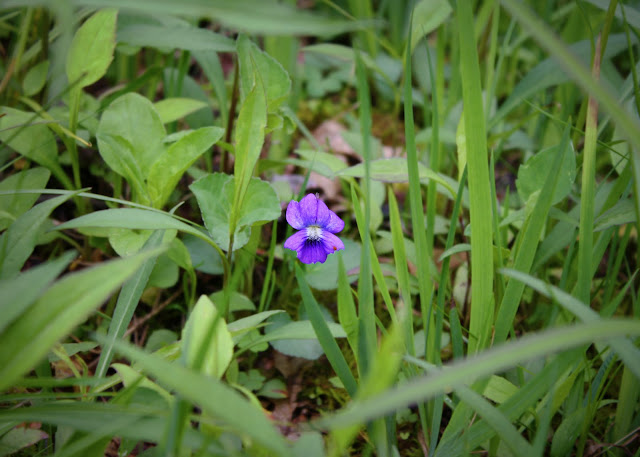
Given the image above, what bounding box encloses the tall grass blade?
[456,0,494,353]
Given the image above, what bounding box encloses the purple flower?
[284,194,345,264]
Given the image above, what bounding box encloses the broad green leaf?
[108,228,176,258]
[237,35,291,111]
[0,193,75,280]
[0,168,50,231]
[117,23,234,52]
[22,60,49,96]
[97,335,292,456]
[66,9,118,88]
[147,126,223,208]
[182,295,233,378]
[266,312,325,360]
[190,173,280,251]
[410,0,453,53]
[0,247,164,392]
[183,234,224,275]
[153,98,209,124]
[516,142,576,205]
[0,427,47,457]
[95,134,149,203]
[0,107,65,179]
[210,290,256,312]
[97,92,166,178]
[0,251,75,335]
[336,158,456,196]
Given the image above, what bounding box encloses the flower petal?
[298,194,319,226]
[298,242,328,264]
[286,201,305,230]
[314,198,331,227]
[324,210,344,233]
[321,232,345,254]
[284,230,307,252]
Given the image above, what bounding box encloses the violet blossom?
[284,194,345,264]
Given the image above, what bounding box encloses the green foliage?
[1,1,639,456]
[190,173,280,252]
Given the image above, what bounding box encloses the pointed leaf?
[66,9,118,88]
[147,126,223,208]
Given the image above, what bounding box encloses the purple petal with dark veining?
[314,198,331,227]
[298,194,319,226]
[298,242,327,264]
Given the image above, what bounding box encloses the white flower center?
[306,225,323,242]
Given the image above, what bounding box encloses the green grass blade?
[403,13,435,363]
[408,356,535,457]
[354,51,377,376]
[501,268,640,380]
[318,319,640,430]
[456,0,494,353]
[494,126,571,344]
[576,37,602,304]
[95,230,164,379]
[337,253,359,361]
[352,188,397,325]
[97,333,292,456]
[295,264,358,397]
[387,188,413,349]
[0,247,165,392]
